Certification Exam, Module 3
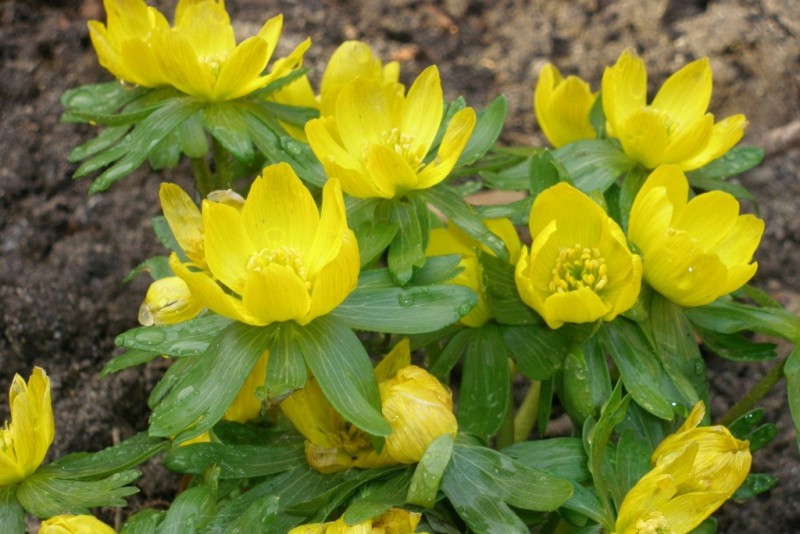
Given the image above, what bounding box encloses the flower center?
[635,512,675,534]
[382,127,422,169]
[199,52,228,78]
[247,246,310,290]
[549,244,608,293]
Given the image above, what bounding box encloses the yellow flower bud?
[138,276,204,326]
[306,66,476,199]
[0,367,54,486]
[602,49,746,170]
[39,514,116,534]
[614,402,751,534]
[287,507,422,534]
[533,63,597,148]
[515,183,642,329]
[628,165,763,307]
[427,218,522,327]
[170,163,360,326]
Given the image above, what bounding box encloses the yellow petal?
[281,378,339,447]
[602,48,647,136]
[402,65,443,160]
[529,183,606,248]
[213,36,269,101]
[306,178,348,275]
[416,107,477,190]
[242,263,312,324]
[172,1,235,60]
[39,514,117,534]
[662,114,714,165]
[535,63,596,148]
[541,286,611,329]
[672,190,740,251]
[160,183,205,266]
[336,77,394,157]
[365,143,419,196]
[139,276,204,326]
[679,114,747,171]
[224,351,268,423]
[305,117,365,175]
[320,41,385,117]
[304,229,360,323]
[256,14,283,63]
[154,29,214,100]
[617,107,670,169]
[203,201,254,294]
[657,491,729,533]
[242,164,319,257]
[651,58,712,126]
[374,338,413,382]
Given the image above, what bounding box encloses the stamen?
[549,244,608,293]
[247,246,311,290]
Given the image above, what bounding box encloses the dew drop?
[398,293,414,307]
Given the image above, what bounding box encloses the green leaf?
[61,82,147,116]
[686,299,800,342]
[68,125,131,162]
[353,220,398,268]
[475,195,533,226]
[115,314,233,358]
[481,157,531,191]
[266,323,308,402]
[687,173,759,213]
[158,486,215,534]
[649,294,706,405]
[0,487,24,534]
[502,437,591,482]
[87,98,207,193]
[558,348,597,426]
[418,186,508,260]
[382,197,429,285]
[692,325,776,362]
[256,100,319,128]
[732,473,778,500]
[332,283,477,335]
[123,256,173,283]
[617,166,647,233]
[202,103,254,164]
[589,92,606,137]
[503,324,572,380]
[407,254,463,286]
[582,336,613,416]
[552,140,633,193]
[164,442,305,479]
[429,328,471,379]
[612,428,651,503]
[121,509,166,533]
[479,251,541,325]
[294,316,390,437]
[149,129,182,170]
[744,423,778,452]
[101,349,161,376]
[687,147,764,180]
[456,95,507,167]
[441,443,573,532]
[458,325,510,438]
[728,408,766,439]
[152,215,186,259]
[149,322,275,441]
[222,495,279,533]
[528,150,561,197]
[42,433,168,480]
[17,470,140,518]
[784,346,800,450]
[177,110,209,158]
[600,319,682,420]
[407,434,454,507]
[688,518,717,534]
[344,471,413,523]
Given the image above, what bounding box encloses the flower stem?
[190,156,214,198]
[513,380,541,442]
[212,137,233,191]
[717,355,788,427]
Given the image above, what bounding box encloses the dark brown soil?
[1,0,799,531]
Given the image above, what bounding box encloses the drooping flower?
[318,41,402,118]
[602,49,746,170]
[287,507,422,534]
[515,183,642,329]
[169,163,359,326]
[426,218,522,327]
[39,514,116,534]
[0,367,54,486]
[306,66,476,199]
[533,63,597,148]
[628,165,763,307]
[138,276,204,326]
[89,0,310,101]
[614,402,750,534]
[281,339,457,472]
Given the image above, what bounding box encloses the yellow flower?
[628,165,763,307]
[0,367,54,486]
[282,339,456,472]
[426,218,522,327]
[288,507,422,534]
[138,276,204,326]
[39,514,116,534]
[533,63,597,148]
[515,183,642,329]
[602,49,746,171]
[87,0,169,88]
[614,402,750,534]
[319,41,402,118]
[306,66,477,199]
[89,0,310,101]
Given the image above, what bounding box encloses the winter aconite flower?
[628,165,763,307]
[614,402,750,534]
[427,218,522,327]
[138,276,204,326]
[0,367,54,486]
[533,63,597,148]
[602,49,746,170]
[306,66,476,199]
[288,507,422,534]
[89,0,309,101]
[39,514,116,534]
[515,183,642,329]
[169,163,359,326]
[281,339,457,472]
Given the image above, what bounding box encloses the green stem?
[212,137,233,191]
[190,156,214,198]
[513,380,541,443]
[717,355,788,426]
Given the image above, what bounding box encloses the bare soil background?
[1,0,799,531]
